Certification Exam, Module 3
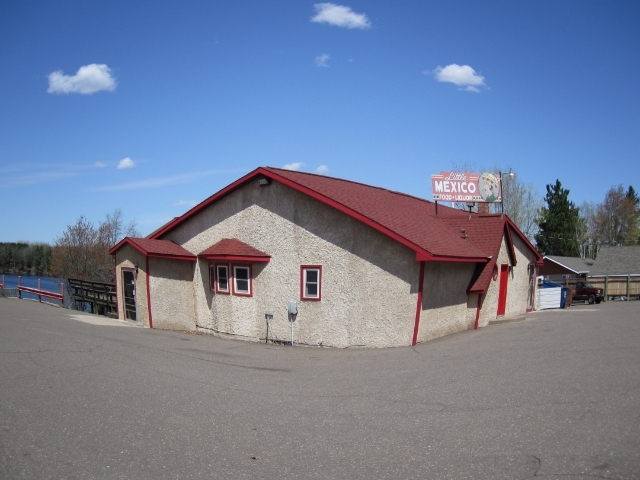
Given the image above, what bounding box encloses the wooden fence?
[67,278,118,317]
[559,275,640,301]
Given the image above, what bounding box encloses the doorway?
[122,269,137,321]
[497,264,509,316]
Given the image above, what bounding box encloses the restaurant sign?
[431,171,502,203]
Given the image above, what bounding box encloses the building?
[109,167,543,348]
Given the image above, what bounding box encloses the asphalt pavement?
[1,297,639,479]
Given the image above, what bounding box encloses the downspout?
[146,256,153,329]
[412,261,425,346]
[474,293,482,329]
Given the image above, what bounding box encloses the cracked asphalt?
[1,298,639,479]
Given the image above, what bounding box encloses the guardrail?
[0,275,65,306]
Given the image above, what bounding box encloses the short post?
[604,276,609,302]
[627,275,631,300]
[18,276,21,299]
[60,282,65,308]
[38,278,42,303]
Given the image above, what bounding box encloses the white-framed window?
[211,263,230,294]
[300,265,322,301]
[232,265,252,296]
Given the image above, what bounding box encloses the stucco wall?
[417,262,477,343]
[504,234,536,317]
[478,231,536,326]
[148,257,196,331]
[163,180,420,348]
[114,244,149,327]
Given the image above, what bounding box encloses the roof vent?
[461,228,468,239]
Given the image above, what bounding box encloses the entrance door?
[497,264,509,316]
[122,270,137,321]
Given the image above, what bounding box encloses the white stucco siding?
[164,180,420,348]
[417,262,477,343]
[478,232,536,326]
[504,234,536,317]
[148,258,196,331]
[114,245,149,327]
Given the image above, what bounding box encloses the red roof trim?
[262,169,443,261]
[108,238,197,262]
[149,169,264,240]
[417,252,488,263]
[151,167,449,261]
[199,254,270,263]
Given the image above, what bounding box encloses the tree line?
[0,242,52,275]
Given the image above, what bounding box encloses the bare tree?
[50,209,140,285]
[594,185,640,246]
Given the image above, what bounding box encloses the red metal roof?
[109,237,196,261]
[199,238,270,262]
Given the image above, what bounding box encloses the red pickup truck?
[572,281,604,304]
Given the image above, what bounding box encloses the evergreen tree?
[535,180,580,256]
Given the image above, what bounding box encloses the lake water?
[1,274,66,306]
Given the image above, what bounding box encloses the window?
[210,263,252,296]
[210,264,230,294]
[232,265,252,296]
[301,266,322,301]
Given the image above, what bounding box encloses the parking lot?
[1,298,639,479]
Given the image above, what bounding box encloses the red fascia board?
[109,238,148,257]
[266,170,458,263]
[504,223,517,267]
[148,253,197,262]
[504,217,544,264]
[418,252,489,263]
[199,254,270,263]
[150,167,485,263]
[109,239,196,262]
[149,168,265,239]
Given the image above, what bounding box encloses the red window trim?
[232,264,253,297]
[300,265,322,301]
[211,263,230,294]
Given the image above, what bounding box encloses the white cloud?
[95,161,107,168]
[47,64,117,95]
[173,200,198,207]
[430,64,486,92]
[117,157,134,169]
[315,165,329,174]
[283,162,305,171]
[311,3,371,29]
[315,53,331,68]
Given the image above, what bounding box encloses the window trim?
[300,265,322,301]
[211,263,230,294]
[232,264,252,297]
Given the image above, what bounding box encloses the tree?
[535,180,580,256]
[593,185,640,246]
[50,209,140,283]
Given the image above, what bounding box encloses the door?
[497,264,509,316]
[122,269,137,321]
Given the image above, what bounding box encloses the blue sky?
[1,1,639,242]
